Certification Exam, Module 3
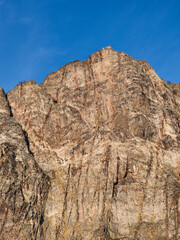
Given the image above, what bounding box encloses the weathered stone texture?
[0,47,179,239]
[0,85,50,239]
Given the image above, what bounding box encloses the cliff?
[0,47,180,239]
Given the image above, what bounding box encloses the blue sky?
[0,0,180,92]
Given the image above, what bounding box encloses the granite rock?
[0,87,50,240]
[0,47,179,239]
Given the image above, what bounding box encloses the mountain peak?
[0,48,180,240]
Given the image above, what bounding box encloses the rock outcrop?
[0,47,180,239]
[0,87,50,240]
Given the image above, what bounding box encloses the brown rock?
[0,85,50,240]
[0,47,179,239]
[0,88,10,115]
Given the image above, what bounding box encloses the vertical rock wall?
[0,87,50,240]
[0,47,179,239]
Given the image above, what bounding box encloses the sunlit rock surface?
[0,47,179,239]
[0,87,50,240]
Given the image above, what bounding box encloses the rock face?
[0,47,180,239]
[0,88,50,240]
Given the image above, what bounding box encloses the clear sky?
[0,0,180,93]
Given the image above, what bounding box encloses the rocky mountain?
[0,47,180,240]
